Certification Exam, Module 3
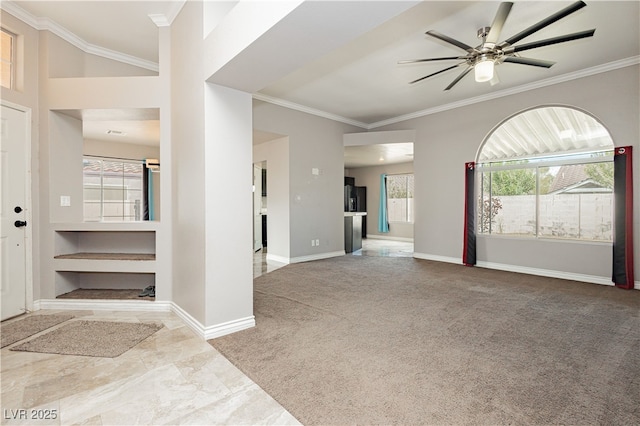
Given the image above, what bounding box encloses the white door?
[1,104,28,320]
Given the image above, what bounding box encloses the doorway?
[1,103,32,320]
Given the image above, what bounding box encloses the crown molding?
[253,92,370,129]
[255,56,640,131]
[148,14,171,27]
[1,2,159,72]
[368,56,640,129]
[148,1,185,27]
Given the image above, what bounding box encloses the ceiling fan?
[399,1,595,90]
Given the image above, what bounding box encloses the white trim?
[34,299,259,340]
[414,254,639,289]
[366,235,414,242]
[289,250,345,264]
[0,2,159,72]
[204,316,255,340]
[169,302,256,340]
[35,298,172,312]
[265,253,290,265]
[170,301,207,339]
[475,261,614,287]
[253,93,369,129]
[254,56,640,130]
[413,252,460,264]
[369,56,640,129]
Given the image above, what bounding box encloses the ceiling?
[4,1,639,167]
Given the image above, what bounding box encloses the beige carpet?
[210,256,640,425]
[11,320,162,358]
[1,314,74,348]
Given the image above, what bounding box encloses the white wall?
[253,136,291,262]
[377,65,639,286]
[171,1,255,332]
[204,83,253,327]
[170,0,206,322]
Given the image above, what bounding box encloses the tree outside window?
[386,174,414,223]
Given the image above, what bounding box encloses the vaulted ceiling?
[4,1,639,166]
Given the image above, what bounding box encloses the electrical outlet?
[60,196,71,207]
[315,239,320,246]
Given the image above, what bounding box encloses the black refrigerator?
[344,184,367,237]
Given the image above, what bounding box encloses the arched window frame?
[475,105,615,241]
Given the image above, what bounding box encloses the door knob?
[14,206,23,213]
[14,220,27,228]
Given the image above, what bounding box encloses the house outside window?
[386,174,414,223]
[83,157,143,221]
[1,28,16,89]
[477,106,614,242]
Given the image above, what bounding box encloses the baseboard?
[475,261,622,287]
[169,302,207,339]
[266,253,290,264]
[165,302,255,340]
[203,316,255,340]
[413,253,639,289]
[366,235,414,242]
[35,299,172,312]
[413,252,460,264]
[289,250,345,264]
[34,299,256,340]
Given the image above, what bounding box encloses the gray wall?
[377,65,639,284]
[253,100,362,261]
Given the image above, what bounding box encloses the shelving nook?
[53,222,158,297]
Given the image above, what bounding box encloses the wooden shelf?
[54,252,155,261]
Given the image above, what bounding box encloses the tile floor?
[2,238,412,425]
[1,310,300,425]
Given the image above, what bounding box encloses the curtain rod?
[384,172,412,176]
[84,154,145,163]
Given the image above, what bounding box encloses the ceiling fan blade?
[409,64,462,84]
[444,66,473,91]
[498,1,587,48]
[398,56,469,64]
[503,56,556,68]
[508,29,595,54]
[485,2,514,45]
[426,30,476,53]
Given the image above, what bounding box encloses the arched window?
[476,106,614,241]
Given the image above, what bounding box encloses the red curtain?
[463,162,476,266]
[612,146,634,289]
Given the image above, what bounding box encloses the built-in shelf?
[52,224,157,297]
[54,253,156,261]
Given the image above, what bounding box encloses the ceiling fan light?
[474,59,494,83]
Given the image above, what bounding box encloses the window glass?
[83,157,143,221]
[477,107,614,242]
[387,174,414,223]
[1,28,15,89]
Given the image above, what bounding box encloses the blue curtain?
[147,167,155,220]
[378,173,389,233]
